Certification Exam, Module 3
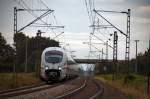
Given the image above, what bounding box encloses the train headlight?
[45,66,49,70]
[58,67,62,70]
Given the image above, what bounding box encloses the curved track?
[55,78,104,99]
[55,79,87,99]
[89,80,104,99]
[0,77,106,99]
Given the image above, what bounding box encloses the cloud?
[126,0,150,6]
[0,0,149,59]
[132,16,150,24]
[96,0,125,3]
[138,5,150,13]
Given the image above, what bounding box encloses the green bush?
[124,74,136,84]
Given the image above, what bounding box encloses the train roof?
[43,47,65,52]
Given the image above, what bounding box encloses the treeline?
[95,47,150,75]
[137,49,150,75]
[0,32,59,72]
[0,33,14,72]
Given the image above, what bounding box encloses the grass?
[95,74,150,99]
[0,73,42,91]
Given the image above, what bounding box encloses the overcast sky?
[0,0,149,60]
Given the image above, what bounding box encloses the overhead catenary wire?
[84,0,92,24]
[14,0,60,28]
[39,0,49,9]
[88,0,93,22]
[93,9,127,36]
[14,0,54,36]
[84,0,97,59]
[14,0,65,41]
[14,0,49,25]
[17,9,54,32]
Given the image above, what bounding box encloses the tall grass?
[95,74,150,99]
[0,73,41,91]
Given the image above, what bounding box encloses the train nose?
[49,72,57,78]
[45,69,60,80]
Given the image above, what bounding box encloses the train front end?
[41,47,67,81]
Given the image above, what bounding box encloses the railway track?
[55,78,104,99]
[89,80,104,99]
[0,77,79,99]
[0,77,103,99]
[0,83,45,94]
[0,82,61,99]
[55,79,87,99]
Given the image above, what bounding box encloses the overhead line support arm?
[95,10,128,14]
[17,9,52,11]
[17,10,54,33]
[93,9,127,36]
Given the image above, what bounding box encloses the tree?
[137,49,149,75]
[0,33,14,72]
[14,32,59,72]
[13,32,26,71]
[0,33,6,63]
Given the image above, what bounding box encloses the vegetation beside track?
[0,32,59,73]
[0,73,41,91]
[95,74,150,99]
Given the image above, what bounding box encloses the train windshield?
[45,50,63,63]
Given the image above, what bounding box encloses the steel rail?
[0,83,45,94]
[89,80,104,99]
[0,77,79,99]
[0,84,55,99]
[55,78,104,99]
[55,79,86,99]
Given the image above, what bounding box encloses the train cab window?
[45,50,63,63]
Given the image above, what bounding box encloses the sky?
[0,0,149,60]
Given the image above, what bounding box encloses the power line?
[84,0,92,24]
[14,0,65,42]
[88,0,93,22]
[93,9,127,36]
[14,0,49,25]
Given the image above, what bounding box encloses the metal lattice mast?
[106,41,108,60]
[102,48,104,60]
[125,9,131,74]
[113,31,118,61]
[14,7,17,35]
[13,7,17,87]
[113,31,118,80]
